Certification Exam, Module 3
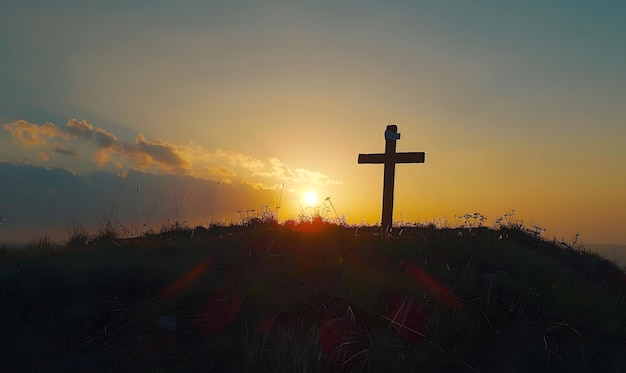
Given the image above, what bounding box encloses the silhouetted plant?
[96,220,117,242]
[66,217,89,248]
[458,212,487,228]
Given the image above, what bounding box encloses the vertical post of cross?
[382,125,398,235]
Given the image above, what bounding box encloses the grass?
[1,219,625,372]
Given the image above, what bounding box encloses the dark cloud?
[65,119,94,139]
[120,134,192,174]
[63,119,117,148]
[94,128,117,148]
[0,162,275,244]
[51,143,77,156]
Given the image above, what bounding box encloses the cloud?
[206,166,236,176]
[3,120,66,147]
[95,128,118,148]
[93,149,111,166]
[188,144,264,170]
[3,119,341,188]
[65,120,192,173]
[213,148,265,170]
[51,143,77,156]
[3,119,191,174]
[63,119,118,147]
[119,134,192,174]
[241,180,280,190]
[255,157,342,185]
[65,119,95,139]
[37,151,50,161]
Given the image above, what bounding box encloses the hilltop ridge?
[1,221,625,371]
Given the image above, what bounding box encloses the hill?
[1,220,625,372]
[586,244,626,270]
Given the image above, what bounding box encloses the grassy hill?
[1,219,625,372]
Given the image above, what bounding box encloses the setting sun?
[304,191,318,206]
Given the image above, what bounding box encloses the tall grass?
[0,219,625,371]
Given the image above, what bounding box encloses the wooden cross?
[358,124,425,235]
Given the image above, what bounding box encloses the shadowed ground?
[1,220,625,372]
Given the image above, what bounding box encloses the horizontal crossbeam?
[358,152,425,164]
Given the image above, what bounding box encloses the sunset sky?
[1,1,625,244]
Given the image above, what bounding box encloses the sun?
[303,191,318,206]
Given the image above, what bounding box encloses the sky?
[1,1,625,244]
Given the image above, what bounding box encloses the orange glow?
[158,260,213,299]
[405,264,463,310]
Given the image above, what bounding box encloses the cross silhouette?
[358,125,425,235]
